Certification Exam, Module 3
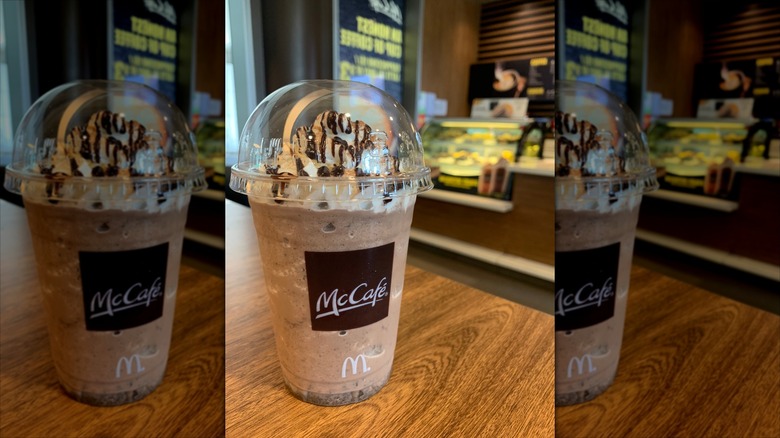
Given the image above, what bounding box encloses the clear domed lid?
[4,80,205,199]
[230,80,432,201]
[555,80,658,197]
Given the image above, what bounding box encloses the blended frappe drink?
[23,198,189,405]
[554,194,643,405]
[249,196,416,405]
[231,81,432,406]
[554,81,658,406]
[4,81,205,406]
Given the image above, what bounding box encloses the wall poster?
[110,0,180,102]
[561,0,630,102]
[693,58,780,119]
[468,58,556,104]
[336,0,406,103]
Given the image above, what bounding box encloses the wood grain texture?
[194,0,225,116]
[478,0,555,62]
[420,0,555,117]
[224,200,554,437]
[557,265,780,438]
[648,1,780,115]
[646,0,704,117]
[0,200,225,438]
[411,173,555,265]
[702,1,780,62]
[420,0,482,117]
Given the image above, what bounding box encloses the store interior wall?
[420,0,482,117]
[638,0,780,313]
[258,0,334,96]
[419,0,556,118]
[646,0,780,118]
[478,0,555,118]
[645,0,704,117]
[24,0,109,100]
[701,1,780,63]
[194,0,225,118]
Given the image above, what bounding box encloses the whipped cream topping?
[555,110,658,212]
[555,111,624,178]
[42,110,172,178]
[15,110,195,212]
[266,110,399,178]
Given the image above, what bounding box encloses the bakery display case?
[420,118,547,200]
[411,118,555,279]
[639,118,780,276]
[647,118,749,199]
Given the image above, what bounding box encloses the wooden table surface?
[9,194,772,437]
[0,199,225,438]
[557,265,780,438]
[224,200,555,437]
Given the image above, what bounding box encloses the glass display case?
[647,118,751,198]
[420,118,546,199]
[195,118,226,189]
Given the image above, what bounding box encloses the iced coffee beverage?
[231,81,432,406]
[4,81,205,405]
[554,81,658,406]
[249,197,415,405]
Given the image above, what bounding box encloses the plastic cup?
[554,81,659,406]
[229,80,432,406]
[3,80,205,406]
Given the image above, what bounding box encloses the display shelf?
[636,229,779,281]
[409,228,554,282]
[417,189,514,212]
[508,159,555,177]
[644,189,739,212]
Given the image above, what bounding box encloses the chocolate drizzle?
[41,110,171,177]
[281,110,397,177]
[333,137,349,165]
[555,111,625,177]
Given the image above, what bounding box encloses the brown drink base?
[249,196,415,406]
[554,199,641,406]
[24,197,188,406]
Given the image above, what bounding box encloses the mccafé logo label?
[79,243,168,331]
[314,277,389,319]
[555,243,620,332]
[305,243,394,331]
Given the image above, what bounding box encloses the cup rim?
[3,165,207,198]
[229,162,434,198]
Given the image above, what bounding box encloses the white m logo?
[341,354,371,378]
[567,354,596,379]
[116,354,146,378]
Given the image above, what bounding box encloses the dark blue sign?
[337,0,406,102]
[111,0,180,102]
[562,0,630,102]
